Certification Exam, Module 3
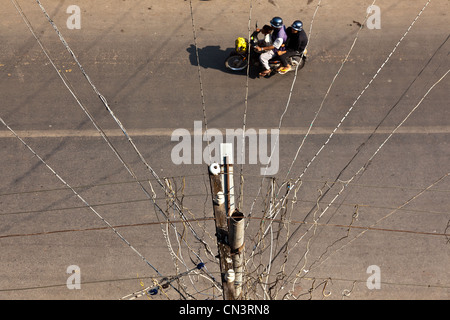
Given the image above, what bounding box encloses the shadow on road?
[186,44,233,71]
[186,44,261,78]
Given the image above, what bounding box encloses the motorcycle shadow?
[186,45,259,78]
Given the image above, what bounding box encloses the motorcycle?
[224,31,307,76]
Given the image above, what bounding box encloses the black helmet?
[270,17,283,28]
[292,20,303,31]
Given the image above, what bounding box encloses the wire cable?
[275,68,450,283]
[284,0,377,180]
[0,114,164,278]
[188,0,212,164]
[32,0,214,261]
[256,0,434,258]
[287,0,433,193]
[247,0,324,223]
[10,1,216,297]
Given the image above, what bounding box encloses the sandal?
[278,66,292,74]
[259,70,271,77]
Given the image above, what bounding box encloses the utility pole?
[208,143,245,300]
[208,161,235,300]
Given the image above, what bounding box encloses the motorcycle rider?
[251,24,274,47]
[277,20,308,74]
[255,17,287,77]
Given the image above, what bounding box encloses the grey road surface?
[1,0,449,300]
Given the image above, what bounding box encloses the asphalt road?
[1,0,449,300]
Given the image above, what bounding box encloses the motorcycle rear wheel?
[225,54,248,71]
[290,55,306,70]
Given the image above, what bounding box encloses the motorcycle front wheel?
[225,54,248,71]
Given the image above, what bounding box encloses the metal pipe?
[229,209,245,298]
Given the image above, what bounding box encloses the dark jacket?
[285,27,308,53]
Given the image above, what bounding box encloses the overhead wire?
[284,0,377,180]
[32,0,215,263]
[243,0,446,298]
[305,31,450,258]
[5,0,448,300]
[2,174,450,199]
[300,171,450,282]
[11,0,217,298]
[1,269,448,296]
[1,214,448,241]
[188,0,212,164]
[247,0,324,225]
[2,190,449,231]
[281,0,433,199]
[277,69,450,291]
[237,0,253,210]
[0,114,164,279]
[257,0,435,264]
[245,0,369,269]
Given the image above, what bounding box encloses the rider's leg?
[279,50,298,73]
[277,53,289,71]
[259,51,275,75]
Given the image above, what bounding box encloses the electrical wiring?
[237,0,254,210]
[246,0,373,266]
[188,0,211,164]
[241,0,449,299]
[11,1,222,294]
[0,114,164,280]
[250,0,435,263]
[290,32,450,267]
[2,268,448,297]
[276,67,450,288]
[299,172,450,283]
[271,68,450,286]
[282,0,433,197]
[1,214,448,241]
[248,0,325,221]
[9,0,216,298]
[2,174,449,199]
[2,190,449,241]
[284,0,378,181]
[31,0,215,264]
[3,0,449,300]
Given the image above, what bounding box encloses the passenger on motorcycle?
[277,20,308,74]
[255,17,287,77]
[251,25,274,47]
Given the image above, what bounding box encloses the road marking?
[1,126,450,139]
